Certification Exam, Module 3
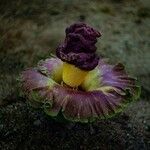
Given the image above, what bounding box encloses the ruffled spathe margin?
[21,58,140,123]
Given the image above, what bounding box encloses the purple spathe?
[21,58,140,122]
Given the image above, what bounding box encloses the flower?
[21,23,140,123]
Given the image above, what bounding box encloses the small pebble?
[33,120,41,126]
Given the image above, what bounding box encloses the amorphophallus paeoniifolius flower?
[21,23,140,123]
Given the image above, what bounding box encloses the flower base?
[62,62,88,88]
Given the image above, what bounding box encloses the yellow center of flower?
[62,62,89,88]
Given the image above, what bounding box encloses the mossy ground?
[0,0,150,149]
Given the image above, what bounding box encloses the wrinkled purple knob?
[56,22,101,70]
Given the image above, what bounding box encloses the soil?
[0,0,150,149]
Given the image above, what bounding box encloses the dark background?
[0,0,149,149]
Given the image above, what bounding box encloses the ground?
[0,0,150,149]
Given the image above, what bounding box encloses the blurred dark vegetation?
[0,0,150,149]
